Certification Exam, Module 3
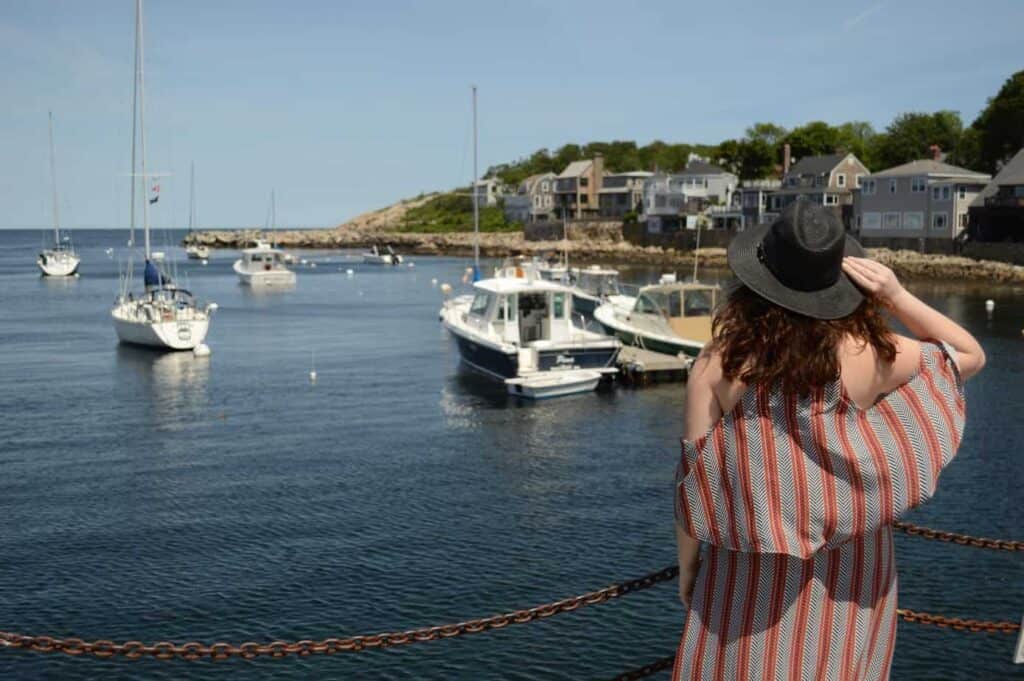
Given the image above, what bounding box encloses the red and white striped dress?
[673,341,966,681]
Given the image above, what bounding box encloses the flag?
[149,183,160,205]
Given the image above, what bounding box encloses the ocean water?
[0,229,1021,680]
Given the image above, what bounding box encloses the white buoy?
[431,278,438,286]
[440,283,452,296]
[193,343,211,357]
[407,262,415,268]
[346,269,354,277]
[309,350,317,383]
[301,258,308,265]
[310,262,317,269]
[201,259,208,266]
[985,299,995,318]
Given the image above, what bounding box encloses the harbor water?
[0,229,1021,680]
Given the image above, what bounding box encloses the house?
[709,179,781,230]
[640,173,703,233]
[770,150,869,228]
[598,171,652,218]
[503,172,557,224]
[968,147,1024,242]
[471,178,506,207]
[554,155,605,218]
[675,160,738,206]
[854,157,990,240]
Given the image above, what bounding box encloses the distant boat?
[111,0,216,351]
[569,265,634,318]
[362,244,403,265]
[233,241,297,286]
[37,112,80,277]
[184,162,210,260]
[233,191,296,285]
[594,281,719,357]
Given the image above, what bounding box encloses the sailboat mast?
[137,0,150,260]
[48,111,60,244]
[471,85,479,271]
[271,190,276,230]
[128,5,139,249]
[188,161,195,234]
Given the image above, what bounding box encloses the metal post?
[472,85,479,274]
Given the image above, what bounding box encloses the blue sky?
[2,0,1021,229]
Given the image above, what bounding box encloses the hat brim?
[727,223,866,320]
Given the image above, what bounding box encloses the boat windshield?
[469,293,491,317]
[635,292,668,316]
[577,272,620,296]
[684,289,714,317]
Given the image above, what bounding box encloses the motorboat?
[440,266,620,396]
[111,1,215,351]
[594,281,719,357]
[569,265,635,318]
[363,244,403,265]
[233,242,297,286]
[37,112,80,277]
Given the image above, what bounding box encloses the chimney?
[592,153,605,192]
[783,144,791,175]
[929,144,942,161]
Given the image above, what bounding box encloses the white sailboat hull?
[362,253,402,265]
[233,259,296,286]
[37,251,80,277]
[111,302,210,351]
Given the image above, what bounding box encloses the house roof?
[606,170,654,178]
[679,160,727,176]
[558,160,592,178]
[969,147,1024,207]
[870,159,990,179]
[787,154,847,176]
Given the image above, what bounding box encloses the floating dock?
[616,346,692,386]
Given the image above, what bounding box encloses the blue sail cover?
[143,259,171,289]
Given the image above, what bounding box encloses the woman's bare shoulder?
[691,348,747,415]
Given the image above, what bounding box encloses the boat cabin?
[572,266,621,297]
[241,247,287,270]
[464,279,580,346]
[631,283,718,344]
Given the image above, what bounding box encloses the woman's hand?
[679,563,698,609]
[842,257,905,302]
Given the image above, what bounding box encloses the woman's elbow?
[962,346,986,380]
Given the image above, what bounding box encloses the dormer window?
[837,174,846,188]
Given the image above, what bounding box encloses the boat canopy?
[633,283,719,344]
[144,259,172,289]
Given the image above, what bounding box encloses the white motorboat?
[183,163,210,260]
[111,0,216,351]
[440,267,620,395]
[569,265,635,318]
[37,112,80,277]
[362,244,403,265]
[233,243,297,286]
[594,281,719,358]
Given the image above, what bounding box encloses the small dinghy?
[505,369,604,399]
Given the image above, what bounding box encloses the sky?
[2,0,1022,230]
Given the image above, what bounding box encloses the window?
[862,179,876,195]
[815,175,823,187]
[469,293,490,316]
[580,177,589,187]
[580,195,588,204]
[635,293,665,315]
[862,212,881,230]
[824,194,838,205]
[668,291,682,317]
[959,212,968,228]
[684,290,713,317]
[889,179,898,194]
[855,174,864,188]
[837,173,846,188]
[958,186,966,200]
[541,182,548,192]
[931,212,948,230]
[942,186,951,200]
[902,212,924,230]
[883,212,900,229]
[911,176,926,193]
[932,185,951,201]
[552,292,566,319]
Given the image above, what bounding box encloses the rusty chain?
[893,521,1024,551]
[0,522,1019,663]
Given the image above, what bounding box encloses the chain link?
[896,609,1020,634]
[893,521,1024,551]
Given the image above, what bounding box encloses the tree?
[870,111,964,169]
[970,70,1024,173]
[745,122,788,147]
[783,121,844,159]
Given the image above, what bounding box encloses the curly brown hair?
[708,284,897,397]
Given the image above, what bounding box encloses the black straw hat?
[727,201,865,320]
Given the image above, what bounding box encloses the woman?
[673,202,985,681]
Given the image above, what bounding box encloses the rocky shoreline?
[189,228,1024,284]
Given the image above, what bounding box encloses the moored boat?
[362,244,403,265]
[594,281,719,357]
[37,112,80,277]
[233,243,297,286]
[440,269,620,396]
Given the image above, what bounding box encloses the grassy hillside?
[397,191,521,233]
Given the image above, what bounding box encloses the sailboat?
[184,163,209,260]
[111,0,216,351]
[37,112,80,277]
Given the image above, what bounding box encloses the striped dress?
[673,341,966,681]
